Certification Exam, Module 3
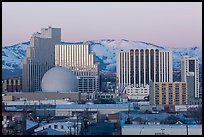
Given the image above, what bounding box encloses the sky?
[2,2,202,48]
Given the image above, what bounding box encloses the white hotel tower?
[55,44,99,93]
[22,27,61,92]
[116,48,173,100]
[181,56,199,98]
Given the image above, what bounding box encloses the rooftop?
[55,103,134,109]
[122,124,202,129]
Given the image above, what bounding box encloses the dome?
[41,66,77,92]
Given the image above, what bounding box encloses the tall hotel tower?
[22,27,61,92]
[116,48,173,100]
[181,56,199,98]
[55,44,99,92]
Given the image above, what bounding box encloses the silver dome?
[41,66,77,92]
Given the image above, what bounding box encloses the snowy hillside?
[2,39,202,78]
[172,47,202,70]
[2,42,30,70]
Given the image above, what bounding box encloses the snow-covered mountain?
[2,42,30,70]
[2,39,202,79]
[172,47,202,70]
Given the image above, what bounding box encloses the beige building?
[55,44,99,92]
[22,27,61,92]
[3,77,21,92]
[149,81,188,105]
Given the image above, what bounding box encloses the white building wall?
[55,44,99,92]
[122,125,202,135]
[125,85,149,100]
[181,56,199,98]
[117,48,173,99]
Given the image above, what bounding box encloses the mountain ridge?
[2,39,202,79]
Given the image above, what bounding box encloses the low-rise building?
[34,128,65,135]
[2,104,36,135]
[34,121,81,135]
[107,114,119,123]
[132,117,145,125]
[122,125,202,135]
[149,81,188,105]
[125,85,149,100]
[3,77,22,92]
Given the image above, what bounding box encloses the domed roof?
[41,66,77,92]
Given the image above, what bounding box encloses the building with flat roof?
[22,27,61,92]
[149,81,188,105]
[122,125,202,135]
[55,44,99,93]
[181,56,199,98]
[3,92,88,102]
[116,48,173,100]
[34,121,81,135]
[186,73,202,105]
[3,77,22,92]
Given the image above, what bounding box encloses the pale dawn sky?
[2,2,202,48]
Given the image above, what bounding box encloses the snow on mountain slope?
[2,42,30,70]
[172,47,202,70]
[2,39,202,76]
[87,39,168,73]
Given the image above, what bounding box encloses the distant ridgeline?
[2,39,202,81]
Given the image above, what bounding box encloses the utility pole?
[186,101,189,135]
[82,107,89,135]
[74,121,76,135]
[69,126,72,135]
[76,113,78,135]
[128,101,130,119]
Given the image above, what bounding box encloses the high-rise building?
[55,44,99,92]
[181,56,199,98]
[186,72,202,105]
[149,81,188,105]
[116,48,173,100]
[22,27,61,92]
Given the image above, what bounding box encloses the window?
[54,125,57,129]
[7,116,11,120]
[61,125,64,129]
[48,125,51,128]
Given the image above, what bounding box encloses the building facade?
[181,56,199,98]
[149,81,188,105]
[22,27,61,92]
[122,125,202,135]
[125,85,149,100]
[186,73,202,105]
[55,44,99,92]
[3,77,22,92]
[116,48,173,99]
[2,103,27,135]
